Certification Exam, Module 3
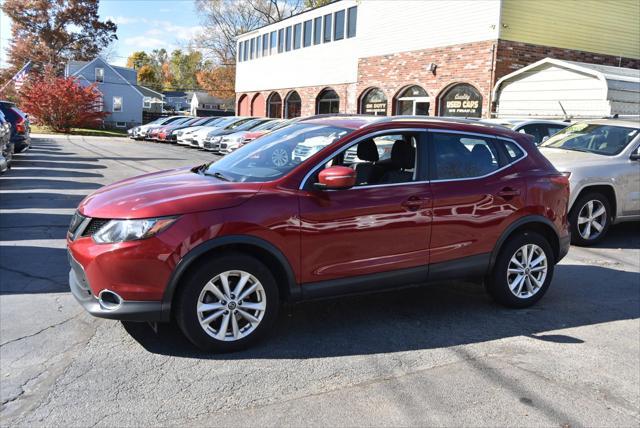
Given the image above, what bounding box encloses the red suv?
[68,116,570,352]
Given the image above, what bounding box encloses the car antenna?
[558,101,570,121]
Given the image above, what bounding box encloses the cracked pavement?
[1,135,639,426]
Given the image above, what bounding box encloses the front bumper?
[68,252,166,322]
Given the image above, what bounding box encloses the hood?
[78,167,261,219]
[181,125,205,134]
[538,147,611,171]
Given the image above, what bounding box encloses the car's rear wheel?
[176,253,279,352]
[569,192,611,246]
[487,231,554,308]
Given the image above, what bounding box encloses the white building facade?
[235,0,639,119]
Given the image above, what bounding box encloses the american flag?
[12,61,32,90]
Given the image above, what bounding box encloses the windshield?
[541,123,639,156]
[253,120,282,131]
[202,123,351,182]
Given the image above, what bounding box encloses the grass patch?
[31,124,129,137]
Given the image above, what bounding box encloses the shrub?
[19,68,108,132]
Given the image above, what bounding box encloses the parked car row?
[0,101,31,174]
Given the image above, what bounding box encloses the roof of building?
[191,91,229,105]
[163,91,187,97]
[137,86,164,99]
[493,57,640,97]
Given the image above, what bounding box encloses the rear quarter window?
[502,141,525,162]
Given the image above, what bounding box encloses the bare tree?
[195,0,307,65]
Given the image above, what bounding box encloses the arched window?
[395,85,429,116]
[316,88,340,114]
[359,87,387,116]
[437,83,483,118]
[284,91,301,118]
[237,94,249,116]
[251,93,265,116]
[267,92,282,118]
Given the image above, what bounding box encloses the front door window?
[396,85,429,116]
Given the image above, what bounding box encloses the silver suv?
[539,119,640,245]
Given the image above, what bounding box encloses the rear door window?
[431,133,502,180]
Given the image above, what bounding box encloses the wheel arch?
[161,235,299,321]
[489,216,561,273]
[571,183,617,221]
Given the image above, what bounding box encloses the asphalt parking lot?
[1,135,639,426]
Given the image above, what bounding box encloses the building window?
[360,88,387,116]
[278,28,284,53]
[238,42,243,62]
[243,40,249,61]
[285,91,301,119]
[256,36,261,58]
[316,88,339,114]
[323,14,332,43]
[115,121,127,128]
[303,20,312,47]
[437,83,483,118]
[293,23,301,49]
[262,33,269,56]
[347,6,357,38]
[267,92,282,118]
[313,16,322,45]
[270,31,277,54]
[143,97,151,108]
[285,26,292,51]
[95,68,104,83]
[95,96,103,112]
[113,96,123,112]
[395,85,429,116]
[250,38,255,59]
[334,10,345,41]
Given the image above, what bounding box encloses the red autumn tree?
[19,69,108,133]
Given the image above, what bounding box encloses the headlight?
[93,217,177,244]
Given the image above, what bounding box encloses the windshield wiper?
[203,170,232,182]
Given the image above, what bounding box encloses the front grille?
[81,218,110,237]
[293,146,311,158]
[344,149,359,163]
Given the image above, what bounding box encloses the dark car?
[0,110,13,173]
[68,116,570,352]
[0,101,30,152]
[157,117,209,143]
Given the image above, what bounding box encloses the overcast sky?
[0,0,203,69]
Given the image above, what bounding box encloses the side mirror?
[630,147,640,161]
[315,166,356,190]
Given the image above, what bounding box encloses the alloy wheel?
[507,244,548,299]
[577,199,607,240]
[271,148,289,167]
[196,270,266,341]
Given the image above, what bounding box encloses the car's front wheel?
[176,253,279,352]
[486,231,554,308]
[569,192,611,246]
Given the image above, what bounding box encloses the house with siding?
[65,58,164,128]
[163,91,189,112]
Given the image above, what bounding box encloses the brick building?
[235,0,639,119]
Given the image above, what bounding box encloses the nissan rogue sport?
[68,116,571,352]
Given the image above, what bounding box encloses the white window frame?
[115,121,127,128]
[113,96,123,112]
[143,97,151,108]
[95,68,104,83]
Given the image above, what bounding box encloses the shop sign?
[440,84,482,117]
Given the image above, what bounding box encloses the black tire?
[176,253,280,352]
[569,192,611,246]
[486,231,555,308]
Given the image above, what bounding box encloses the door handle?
[497,188,521,199]
[401,196,430,211]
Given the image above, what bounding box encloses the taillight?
[550,174,570,187]
[14,113,25,133]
